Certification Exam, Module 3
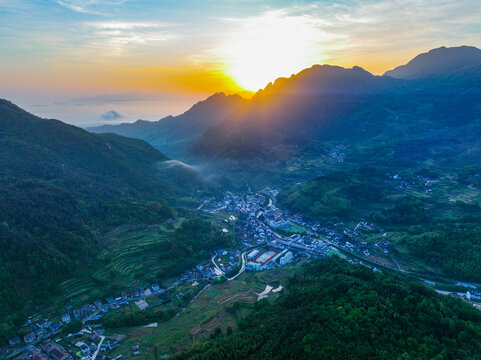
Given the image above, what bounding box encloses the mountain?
[194,53,481,161]
[0,99,204,340]
[194,65,406,159]
[385,45,481,79]
[88,92,247,160]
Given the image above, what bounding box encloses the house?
[151,283,160,292]
[44,341,71,360]
[24,332,36,344]
[23,346,48,360]
[73,308,82,320]
[467,291,481,301]
[50,346,71,360]
[49,322,62,333]
[133,288,141,298]
[62,313,71,324]
[32,352,48,360]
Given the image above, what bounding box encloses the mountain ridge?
[88,92,247,160]
[384,45,481,79]
[193,46,481,160]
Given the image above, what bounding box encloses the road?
[211,254,225,275]
[212,251,247,281]
[227,252,247,281]
[91,335,105,360]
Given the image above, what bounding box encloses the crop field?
[54,225,173,311]
[109,261,306,356]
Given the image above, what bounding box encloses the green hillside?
[0,99,207,342]
[174,258,481,360]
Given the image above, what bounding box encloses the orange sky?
[1,1,480,125]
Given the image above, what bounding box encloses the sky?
[1,0,481,126]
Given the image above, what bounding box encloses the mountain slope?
[194,53,481,161]
[194,66,403,158]
[88,92,247,160]
[385,45,481,79]
[0,99,202,341]
[174,258,481,360]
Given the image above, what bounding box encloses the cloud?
[81,20,177,56]
[54,0,130,15]
[101,109,123,120]
[206,0,481,76]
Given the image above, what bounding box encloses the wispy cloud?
[205,0,481,77]
[82,21,177,55]
[54,0,130,15]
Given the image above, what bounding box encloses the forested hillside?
[174,258,481,360]
[0,99,205,342]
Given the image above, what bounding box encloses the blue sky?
[1,0,480,126]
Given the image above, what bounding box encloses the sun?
[217,11,328,92]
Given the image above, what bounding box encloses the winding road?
[211,251,247,281]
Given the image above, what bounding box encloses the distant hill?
[385,46,481,79]
[0,99,203,340]
[88,92,247,160]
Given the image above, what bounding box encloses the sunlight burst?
[217,11,330,91]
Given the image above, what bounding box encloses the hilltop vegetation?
[401,217,481,282]
[174,258,481,360]
[279,168,386,220]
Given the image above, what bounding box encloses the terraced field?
[57,225,174,309]
[113,261,307,355]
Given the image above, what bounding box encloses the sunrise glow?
[1,1,481,125]
[217,11,330,91]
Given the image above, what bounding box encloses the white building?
[280,251,293,266]
[247,249,259,260]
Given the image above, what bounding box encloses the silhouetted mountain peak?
[185,92,244,114]
[255,64,396,99]
[385,46,481,79]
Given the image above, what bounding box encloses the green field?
[32,213,234,323]
[103,261,306,358]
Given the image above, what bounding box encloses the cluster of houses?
[6,281,175,359]
[61,283,173,326]
[221,189,396,268]
[18,340,71,360]
[327,145,347,162]
[8,319,64,354]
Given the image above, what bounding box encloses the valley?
[2,45,481,359]
[4,175,481,359]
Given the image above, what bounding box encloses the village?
[4,182,481,360]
